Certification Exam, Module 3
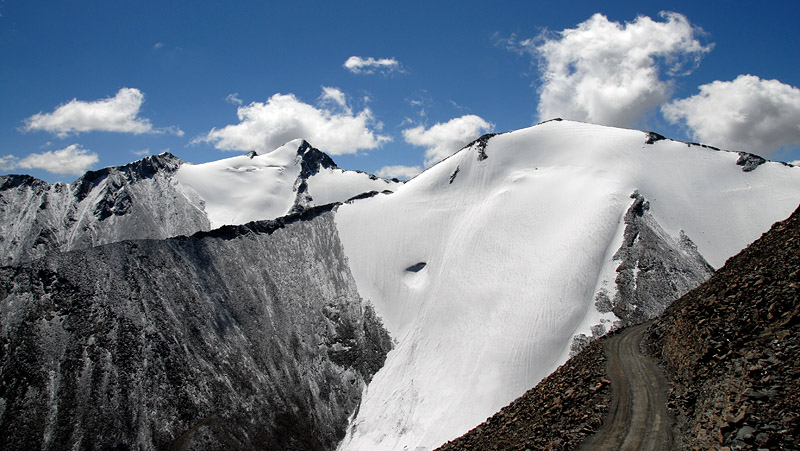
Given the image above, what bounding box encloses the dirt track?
[579,323,674,451]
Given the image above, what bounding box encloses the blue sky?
[2,1,799,183]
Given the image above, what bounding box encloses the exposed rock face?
[611,191,715,325]
[471,133,497,161]
[735,152,767,172]
[573,192,715,355]
[0,153,210,265]
[646,205,800,449]
[0,205,391,451]
[291,141,340,214]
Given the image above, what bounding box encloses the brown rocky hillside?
[646,205,800,449]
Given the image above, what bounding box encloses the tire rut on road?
[579,323,674,451]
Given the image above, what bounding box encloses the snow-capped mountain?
[2,119,799,451]
[175,139,400,228]
[0,139,400,264]
[333,119,800,451]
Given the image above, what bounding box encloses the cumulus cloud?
[403,115,494,167]
[513,12,711,127]
[195,88,391,155]
[131,148,151,157]
[22,88,183,138]
[0,144,99,175]
[319,86,351,114]
[662,75,800,155]
[0,156,18,171]
[225,93,243,105]
[344,56,402,75]
[376,165,422,180]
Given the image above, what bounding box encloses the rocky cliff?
[0,205,391,450]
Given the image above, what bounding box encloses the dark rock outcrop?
[644,131,666,145]
[0,207,391,450]
[573,192,715,355]
[611,191,715,325]
[736,152,767,172]
[470,133,497,162]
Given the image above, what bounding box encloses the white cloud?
[662,75,800,155]
[403,115,494,167]
[225,93,243,105]
[195,88,391,155]
[131,148,151,157]
[376,165,422,180]
[344,56,402,75]
[22,88,183,138]
[154,42,165,50]
[0,144,99,175]
[319,86,352,114]
[524,12,711,127]
[0,156,18,171]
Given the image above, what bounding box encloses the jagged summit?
[296,139,339,176]
[72,152,184,201]
[175,139,400,227]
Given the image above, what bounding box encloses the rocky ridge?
[0,152,210,265]
[0,205,391,451]
[573,191,715,355]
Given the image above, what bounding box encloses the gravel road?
[579,323,674,451]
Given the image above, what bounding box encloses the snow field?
[334,120,800,450]
[175,139,401,228]
[175,140,303,227]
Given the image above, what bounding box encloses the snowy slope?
[176,139,400,228]
[333,120,800,451]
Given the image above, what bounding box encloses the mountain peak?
[296,140,338,178]
[71,152,184,201]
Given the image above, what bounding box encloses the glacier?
[333,120,800,450]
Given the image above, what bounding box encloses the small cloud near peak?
[403,115,494,167]
[225,93,244,106]
[376,165,422,180]
[22,88,182,138]
[344,56,403,75]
